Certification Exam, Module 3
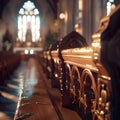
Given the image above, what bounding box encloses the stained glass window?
[107,0,115,15]
[18,1,40,42]
[75,0,83,34]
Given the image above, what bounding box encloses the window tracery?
[18,1,40,43]
[107,0,115,15]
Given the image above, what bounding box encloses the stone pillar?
[82,0,93,44]
[0,20,6,51]
[82,0,107,44]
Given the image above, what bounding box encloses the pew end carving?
[42,5,120,120]
[92,5,120,120]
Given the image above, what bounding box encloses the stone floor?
[0,58,82,120]
[14,58,59,120]
[0,62,25,120]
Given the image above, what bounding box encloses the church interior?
[0,0,120,120]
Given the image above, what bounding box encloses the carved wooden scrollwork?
[70,66,81,104]
[92,5,120,120]
[93,77,111,120]
[43,5,120,120]
[65,64,72,92]
[81,69,97,118]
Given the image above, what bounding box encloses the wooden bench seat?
[43,5,120,120]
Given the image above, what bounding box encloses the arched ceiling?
[0,0,59,19]
[0,0,10,18]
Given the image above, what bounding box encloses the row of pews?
[39,5,120,120]
[0,51,21,85]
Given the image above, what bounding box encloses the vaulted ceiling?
[0,0,10,18]
[46,0,58,18]
[0,0,59,19]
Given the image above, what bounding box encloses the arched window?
[18,1,40,42]
[106,0,115,15]
[74,0,83,34]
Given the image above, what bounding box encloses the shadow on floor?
[0,63,25,120]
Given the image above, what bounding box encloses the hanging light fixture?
[59,12,65,20]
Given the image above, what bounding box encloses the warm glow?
[59,13,65,19]
[25,49,29,54]
[78,0,83,10]
[18,30,22,40]
[92,42,100,47]
[75,0,83,34]
[36,31,40,40]
[74,24,82,33]
[30,49,34,54]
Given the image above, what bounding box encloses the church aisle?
[0,62,26,120]
[0,57,82,120]
[14,58,59,120]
